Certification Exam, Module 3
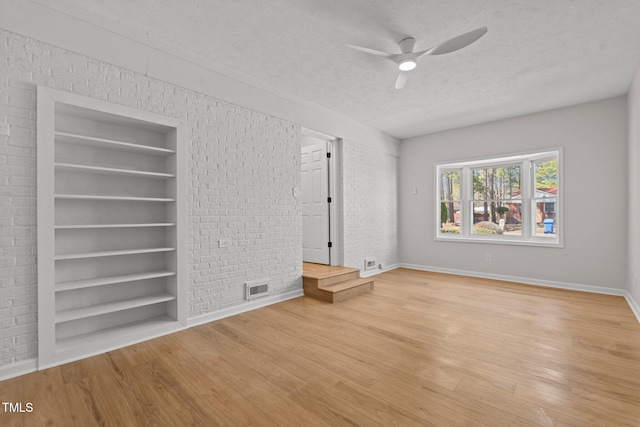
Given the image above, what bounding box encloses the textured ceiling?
[41,0,640,139]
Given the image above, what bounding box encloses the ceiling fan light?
[398,59,416,71]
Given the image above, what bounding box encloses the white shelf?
[55,131,175,155]
[54,315,180,356]
[55,162,175,179]
[38,86,185,370]
[55,194,175,202]
[55,247,175,260]
[56,270,176,292]
[55,223,175,229]
[56,293,176,323]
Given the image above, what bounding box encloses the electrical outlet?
[485,254,492,263]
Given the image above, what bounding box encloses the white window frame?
[435,148,562,247]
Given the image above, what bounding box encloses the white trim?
[187,288,303,328]
[0,358,38,382]
[401,263,639,325]
[400,263,628,296]
[360,263,400,278]
[302,127,336,142]
[36,86,188,369]
[38,323,186,371]
[327,140,340,266]
[625,292,640,324]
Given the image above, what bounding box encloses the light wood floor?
[2,268,639,426]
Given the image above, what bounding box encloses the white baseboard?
[0,358,37,382]
[360,263,400,278]
[625,292,640,324]
[187,288,304,328]
[400,263,639,324]
[399,263,628,296]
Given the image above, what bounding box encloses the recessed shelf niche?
[37,87,186,369]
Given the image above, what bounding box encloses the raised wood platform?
[302,262,374,303]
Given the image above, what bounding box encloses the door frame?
[301,128,342,266]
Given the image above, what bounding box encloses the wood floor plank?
[0,373,24,427]
[22,367,74,426]
[1,267,639,426]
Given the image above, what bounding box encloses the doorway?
[301,129,336,265]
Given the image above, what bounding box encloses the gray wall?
[399,97,628,291]
[628,66,640,303]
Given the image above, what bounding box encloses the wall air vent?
[245,279,270,300]
[364,258,377,271]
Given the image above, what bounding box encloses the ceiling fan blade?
[426,27,488,56]
[345,43,395,59]
[395,72,408,90]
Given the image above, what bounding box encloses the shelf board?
[55,194,175,202]
[54,315,180,355]
[56,270,176,292]
[55,223,175,229]
[55,162,175,179]
[56,131,175,155]
[56,293,176,323]
[55,247,175,260]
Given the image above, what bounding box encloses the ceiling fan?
[346,27,488,89]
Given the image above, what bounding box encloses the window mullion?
[522,159,533,239]
[461,167,471,236]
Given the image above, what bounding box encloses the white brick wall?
[0,29,302,367]
[342,140,398,271]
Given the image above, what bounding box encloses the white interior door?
[301,141,330,264]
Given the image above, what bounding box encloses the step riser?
[303,281,374,303]
[302,286,333,303]
[317,271,360,287]
[333,282,374,303]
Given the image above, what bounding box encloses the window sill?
[435,235,562,248]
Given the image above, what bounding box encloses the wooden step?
[321,277,375,303]
[304,269,360,288]
[302,262,374,303]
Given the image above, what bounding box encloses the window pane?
[472,166,521,201]
[534,159,557,195]
[533,159,557,238]
[471,201,523,236]
[436,150,559,245]
[533,198,557,237]
[440,169,461,202]
[440,201,460,234]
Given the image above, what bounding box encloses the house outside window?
[437,149,561,246]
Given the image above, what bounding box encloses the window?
[436,149,561,246]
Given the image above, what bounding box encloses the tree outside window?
[436,150,561,246]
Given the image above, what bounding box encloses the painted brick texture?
[0,30,302,367]
[342,141,398,271]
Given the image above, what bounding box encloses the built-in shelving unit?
[37,87,186,369]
